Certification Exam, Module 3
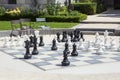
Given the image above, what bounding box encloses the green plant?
[44,14,87,22]
[0,7,6,16]
[72,3,97,15]
[96,3,107,13]
[46,2,62,15]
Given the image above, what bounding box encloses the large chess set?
[0,29,120,71]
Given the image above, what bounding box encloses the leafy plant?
[0,7,6,16]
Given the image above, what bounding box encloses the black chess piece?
[68,32,73,42]
[51,39,57,50]
[56,32,61,42]
[24,40,32,59]
[80,32,85,41]
[32,35,39,55]
[62,42,70,66]
[61,31,68,42]
[71,43,78,56]
[39,36,44,46]
[73,29,80,42]
[62,41,70,66]
[29,36,34,47]
[61,51,70,66]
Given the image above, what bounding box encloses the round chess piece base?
[51,47,57,50]
[32,50,39,55]
[30,43,34,47]
[57,39,61,42]
[24,54,32,59]
[71,51,78,56]
[62,60,70,66]
[39,43,44,46]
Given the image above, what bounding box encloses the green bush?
[114,5,120,9]
[0,7,6,16]
[44,14,87,22]
[72,3,97,15]
[96,3,107,13]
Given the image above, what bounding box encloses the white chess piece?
[110,37,117,50]
[3,37,9,48]
[104,30,109,38]
[78,39,85,51]
[34,30,39,38]
[94,32,100,48]
[104,37,110,50]
[96,39,104,54]
[117,38,120,51]
[87,41,95,52]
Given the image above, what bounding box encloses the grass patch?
[0,21,79,30]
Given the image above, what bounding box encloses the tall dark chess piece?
[73,29,80,42]
[61,31,68,42]
[32,35,39,55]
[71,43,78,56]
[61,41,70,66]
[80,32,85,41]
[29,36,34,47]
[24,40,32,59]
[68,32,73,42]
[56,32,61,42]
[51,39,57,50]
[39,36,44,46]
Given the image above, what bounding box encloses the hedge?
[96,3,107,13]
[44,15,87,22]
[72,3,97,15]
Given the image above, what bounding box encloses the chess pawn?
[96,40,104,55]
[39,36,44,46]
[51,39,57,50]
[32,36,39,55]
[71,43,78,56]
[87,41,94,52]
[62,50,70,66]
[24,40,32,59]
[78,40,85,50]
[56,32,61,42]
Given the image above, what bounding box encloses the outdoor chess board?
[0,41,120,71]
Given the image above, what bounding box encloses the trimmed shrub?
[0,7,6,16]
[44,14,87,22]
[114,5,120,9]
[72,3,97,15]
[96,3,107,13]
